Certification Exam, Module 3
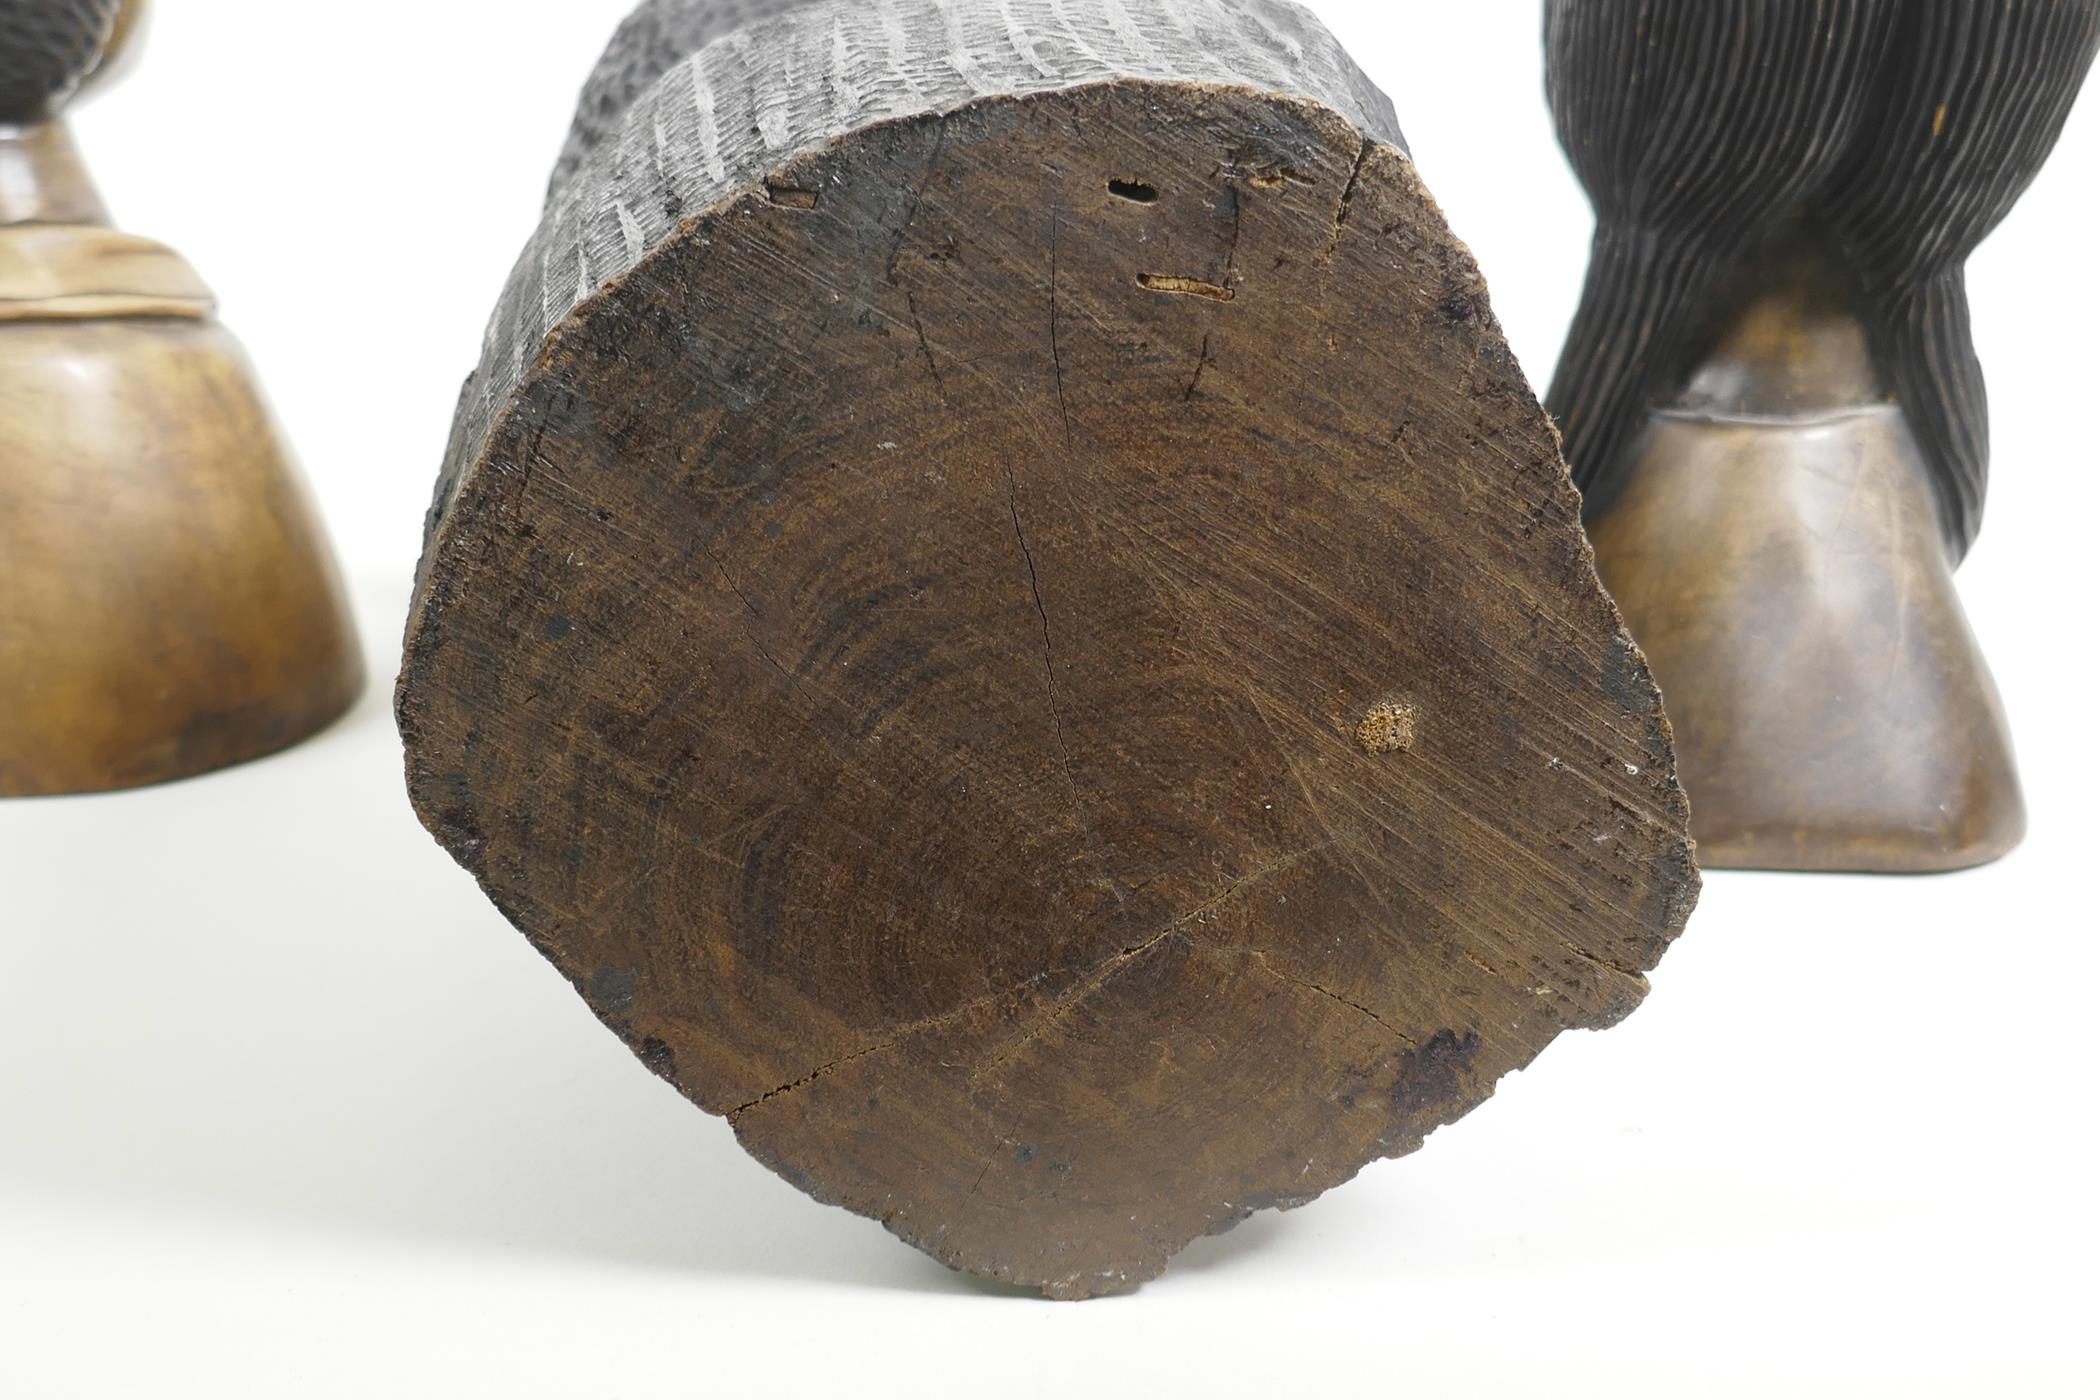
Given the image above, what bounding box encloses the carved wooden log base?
[401,0,1698,1298]
[1546,0,2099,873]
[0,3,361,796]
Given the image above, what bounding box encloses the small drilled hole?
[1107,178,1160,204]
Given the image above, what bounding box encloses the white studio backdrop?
[8,3,2095,1397]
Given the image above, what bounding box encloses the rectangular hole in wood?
[1137,273,1234,302]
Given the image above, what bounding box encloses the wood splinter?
[399,0,1699,1298]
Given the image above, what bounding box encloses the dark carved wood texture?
[1546,0,2100,555]
[401,0,1699,1297]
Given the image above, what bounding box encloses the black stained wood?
[1545,0,2100,555]
[0,0,118,120]
[400,0,1699,1298]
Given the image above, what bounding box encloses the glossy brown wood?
[0,0,359,796]
[1546,0,2098,872]
[401,0,1698,1298]
[1587,251,2023,872]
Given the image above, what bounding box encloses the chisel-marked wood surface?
[1546,0,2098,871]
[401,0,1698,1298]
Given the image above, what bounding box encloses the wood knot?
[1355,701,1417,755]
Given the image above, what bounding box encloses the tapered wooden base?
[0,217,361,797]
[1591,409,2023,873]
[1544,0,2095,873]
[1584,252,2024,873]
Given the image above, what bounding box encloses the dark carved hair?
[1545,0,2100,557]
[0,0,121,122]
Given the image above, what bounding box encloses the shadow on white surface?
[7,560,2100,1396]
[0,569,1308,1299]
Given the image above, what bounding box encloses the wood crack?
[704,544,798,686]
[1219,182,1244,288]
[906,290,950,404]
[1555,935,1648,986]
[1182,332,1212,402]
[1048,209,1075,446]
[885,119,951,283]
[727,973,1053,1121]
[1002,461,1089,838]
[972,842,1332,1081]
[728,843,1333,1120]
[729,1036,911,1122]
[1325,135,1373,261]
[1208,946,1420,1049]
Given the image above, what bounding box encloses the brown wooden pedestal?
[0,2,361,796]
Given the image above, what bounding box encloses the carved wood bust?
[0,0,362,795]
[1546,0,2099,871]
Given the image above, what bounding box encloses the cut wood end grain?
[399,0,1698,1300]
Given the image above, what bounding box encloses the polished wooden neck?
[1669,243,1885,422]
[0,120,108,226]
